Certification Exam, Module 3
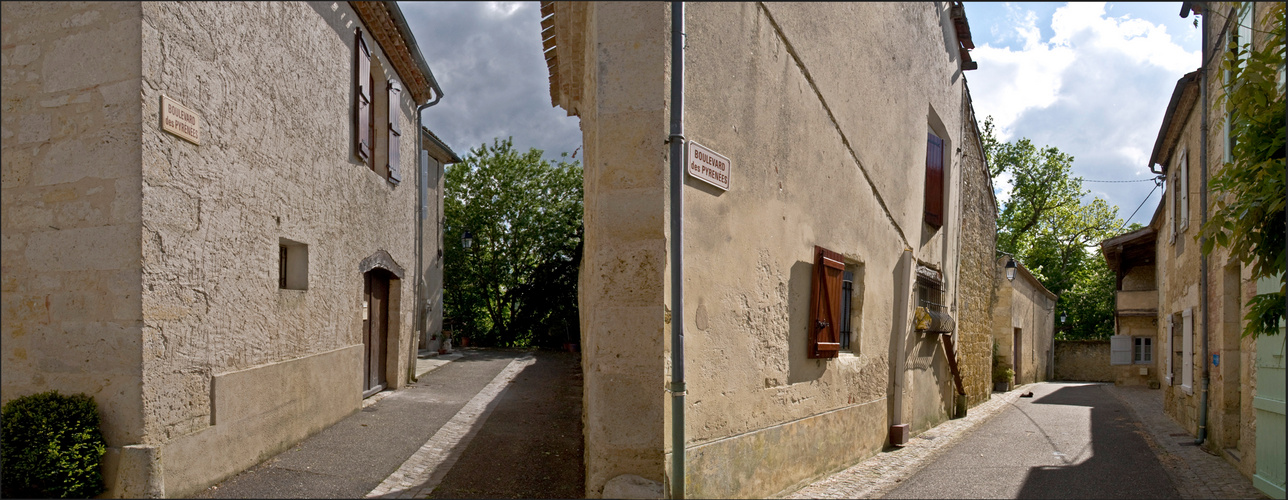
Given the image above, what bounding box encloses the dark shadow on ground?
[427,349,584,499]
[1015,383,1178,499]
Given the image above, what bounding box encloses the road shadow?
[1015,383,1178,499]
[426,350,584,499]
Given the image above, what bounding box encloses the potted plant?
[992,360,1014,392]
[439,330,452,355]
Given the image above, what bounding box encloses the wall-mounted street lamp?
[462,230,473,250]
[1061,312,1067,324]
[1005,257,1017,282]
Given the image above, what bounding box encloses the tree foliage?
[983,117,1124,340]
[443,138,583,348]
[1202,3,1286,338]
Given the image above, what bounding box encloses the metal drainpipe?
[1195,3,1210,446]
[668,2,686,498]
[412,89,445,384]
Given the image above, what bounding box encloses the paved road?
[191,349,583,499]
[427,350,584,499]
[884,382,1180,499]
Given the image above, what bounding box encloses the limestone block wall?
[1054,340,1114,382]
[569,3,671,497]
[1,0,146,466]
[136,2,420,495]
[992,263,1054,385]
[954,93,998,408]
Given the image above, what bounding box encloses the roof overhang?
[351,1,442,105]
[1147,70,1200,173]
[950,2,978,71]
[421,127,462,164]
[1100,225,1158,271]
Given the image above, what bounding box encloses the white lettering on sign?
[687,141,730,191]
[161,95,201,145]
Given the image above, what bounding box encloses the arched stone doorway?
[360,250,405,398]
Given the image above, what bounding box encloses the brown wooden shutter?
[387,80,402,184]
[924,132,944,228]
[356,29,372,163]
[808,245,844,358]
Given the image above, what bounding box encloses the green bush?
[2,391,106,498]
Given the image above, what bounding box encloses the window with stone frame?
[1133,336,1152,364]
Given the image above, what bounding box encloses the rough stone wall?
[954,88,998,408]
[1,0,146,457]
[136,2,420,495]
[1156,4,1260,476]
[1054,341,1114,382]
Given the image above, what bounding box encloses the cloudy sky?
[401,2,1202,228]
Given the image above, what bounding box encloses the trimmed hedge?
[1,391,106,498]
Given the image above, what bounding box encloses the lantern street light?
[1061,312,1067,324]
[462,230,473,250]
[1005,257,1017,281]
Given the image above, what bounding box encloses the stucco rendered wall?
[553,2,975,497]
[135,2,420,496]
[1,1,149,495]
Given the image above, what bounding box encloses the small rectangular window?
[840,270,854,351]
[279,238,309,291]
[1133,337,1152,364]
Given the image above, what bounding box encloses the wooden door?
[363,270,390,397]
[1013,328,1023,385]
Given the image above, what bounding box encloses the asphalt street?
[884,382,1180,499]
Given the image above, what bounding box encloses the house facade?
[542,2,993,497]
[992,258,1056,386]
[1138,2,1283,496]
[1100,225,1162,386]
[1,2,448,497]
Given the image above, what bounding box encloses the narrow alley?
[190,349,583,499]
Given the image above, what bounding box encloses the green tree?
[1202,3,1286,338]
[983,117,1124,340]
[443,138,583,347]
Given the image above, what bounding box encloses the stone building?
[992,257,1055,385]
[1100,224,1161,386]
[418,126,462,353]
[1,2,450,497]
[1128,2,1283,495]
[541,2,993,497]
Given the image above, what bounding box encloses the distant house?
[1100,225,1160,386]
[0,2,450,497]
[542,2,996,497]
[992,257,1056,386]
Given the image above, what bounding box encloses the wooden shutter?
[1110,335,1132,365]
[387,80,402,184]
[808,245,844,358]
[356,29,372,163]
[1179,149,1189,229]
[924,133,944,228]
[1182,308,1193,390]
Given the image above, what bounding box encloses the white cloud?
[484,2,524,17]
[966,2,1200,227]
[969,2,1199,140]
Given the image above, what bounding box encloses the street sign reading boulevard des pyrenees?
[687,141,730,191]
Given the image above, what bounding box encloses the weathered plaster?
[548,2,979,497]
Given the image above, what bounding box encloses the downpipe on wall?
[412,90,445,384]
[668,2,686,498]
[1195,4,1210,446]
